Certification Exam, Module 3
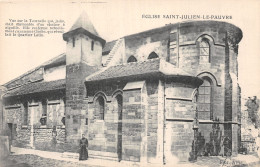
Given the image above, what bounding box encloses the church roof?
[3,40,117,89]
[85,58,202,85]
[5,79,65,97]
[102,40,117,55]
[43,53,66,68]
[3,53,66,89]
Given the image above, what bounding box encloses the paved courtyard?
[1,154,100,167]
[0,147,260,167]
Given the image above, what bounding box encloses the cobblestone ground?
[0,154,100,167]
[194,155,260,167]
[0,154,259,167]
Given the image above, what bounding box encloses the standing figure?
[79,134,88,160]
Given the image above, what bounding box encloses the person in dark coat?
[79,134,88,160]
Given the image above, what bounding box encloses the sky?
[0,0,259,99]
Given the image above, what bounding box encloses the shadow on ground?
[0,154,97,167]
[0,157,31,167]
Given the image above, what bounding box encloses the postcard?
[0,0,259,166]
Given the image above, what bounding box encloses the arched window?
[127,56,137,63]
[197,78,213,120]
[199,39,210,63]
[148,52,159,59]
[116,95,123,120]
[96,96,105,120]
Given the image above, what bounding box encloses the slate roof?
[43,54,66,68]
[85,58,199,82]
[3,40,117,89]
[63,12,106,46]
[69,11,99,37]
[5,79,65,97]
[3,53,66,88]
[102,40,117,55]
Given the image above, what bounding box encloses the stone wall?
[47,100,65,126]
[14,128,30,147]
[87,94,118,159]
[146,80,159,162]
[5,68,44,89]
[5,105,22,125]
[4,104,26,147]
[86,81,144,161]
[0,136,9,158]
[86,80,156,162]
[125,27,169,62]
[177,22,229,85]
[173,22,242,156]
[0,86,7,134]
[164,81,197,162]
[65,63,98,152]
[3,91,65,151]
[34,127,65,152]
[44,65,66,82]
[122,89,143,162]
[164,99,195,162]
[66,34,103,66]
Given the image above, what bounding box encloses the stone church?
[0,13,243,165]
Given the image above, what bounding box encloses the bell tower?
[62,12,106,149]
[63,12,105,66]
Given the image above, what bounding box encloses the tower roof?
[69,11,99,37]
[63,11,106,46]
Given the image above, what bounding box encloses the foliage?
[189,140,197,162]
[245,96,260,128]
[209,118,222,156]
[195,118,224,157]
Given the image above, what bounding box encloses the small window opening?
[72,37,75,47]
[91,40,94,51]
[148,52,159,59]
[127,56,137,63]
[97,96,105,120]
[23,102,28,125]
[41,99,47,125]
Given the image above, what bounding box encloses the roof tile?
[102,40,117,54]
[85,58,193,82]
[5,79,65,97]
